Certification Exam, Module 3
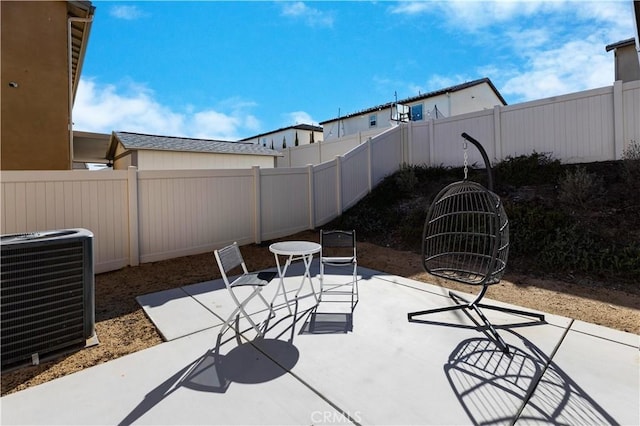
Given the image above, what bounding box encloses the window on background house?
[411,104,423,121]
[369,114,377,127]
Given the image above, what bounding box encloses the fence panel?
[312,161,339,227]
[288,143,321,167]
[623,80,640,151]
[501,86,615,163]
[408,121,431,165]
[137,169,255,263]
[259,167,310,241]
[321,138,361,163]
[0,170,130,273]
[432,110,495,167]
[340,144,370,211]
[370,126,403,185]
[276,151,290,168]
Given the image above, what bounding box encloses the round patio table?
[269,241,321,314]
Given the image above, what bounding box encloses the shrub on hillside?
[494,152,562,187]
[327,154,638,285]
[558,166,604,209]
[622,140,640,190]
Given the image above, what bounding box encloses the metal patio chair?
[319,229,358,306]
[407,133,545,354]
[214,242,276,337]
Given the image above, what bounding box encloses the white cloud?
[284,111,315,126]
[73,78,261,140]
[425,74,473,92]
[392,1,634,104]
[501,38,613,101]
[505,27,550,50]
[391,0,558,30]
[389,2,431,15]
[281,2,334,28]
[190,111,241,140]
[109,5,144,20]
[399,74,474,100]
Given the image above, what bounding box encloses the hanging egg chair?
[408,133,545,354]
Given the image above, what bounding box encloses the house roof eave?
[67,1,95,103]
[605,37,636,52]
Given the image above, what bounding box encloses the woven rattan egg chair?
[407,133,545,354]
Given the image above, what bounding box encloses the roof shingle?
[110,132,282,158]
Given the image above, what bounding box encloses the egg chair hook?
[461,132,494,191]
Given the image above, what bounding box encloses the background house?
[320,78,507,142]
[107,132,282,170]
[240,124,324,151]
[73,131,111,168]
[606,37,640,82]
[1,0,94,170]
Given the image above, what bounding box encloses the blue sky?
[73,1,636,140]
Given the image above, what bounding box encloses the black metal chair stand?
[407,133,545,354]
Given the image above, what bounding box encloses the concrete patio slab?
[136,285,223,341]
[517,320,640,425]
[2,262,638,426]
[1,326,345,425]
[259,269,574,426]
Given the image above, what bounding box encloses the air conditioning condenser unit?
[1,228,96,371]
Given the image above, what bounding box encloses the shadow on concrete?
[446,333,618,425]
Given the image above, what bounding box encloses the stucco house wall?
[132,150,276,170]
[1,1,94,170]
[241,124,323,151]
[448,83,504,115]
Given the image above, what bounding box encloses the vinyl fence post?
[252,165,262,244]
[428,118,436,167]
[613,80,624,160]
[127,166,139,267]
[336,156,343,216]
[307,164,315,229]
[407,121,413,165]
[493,105,503,162]
[367,137,373,193]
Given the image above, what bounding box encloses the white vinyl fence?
[277,128,383,168]
[1,170,132,273]
[2,81,638,274]
[1,127,403,274]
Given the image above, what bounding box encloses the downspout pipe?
[68,16,94,169]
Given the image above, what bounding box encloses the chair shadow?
[299,282,358,335]
[117,309,306,426]
[300,311,353,334]
[445,333,619,425]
